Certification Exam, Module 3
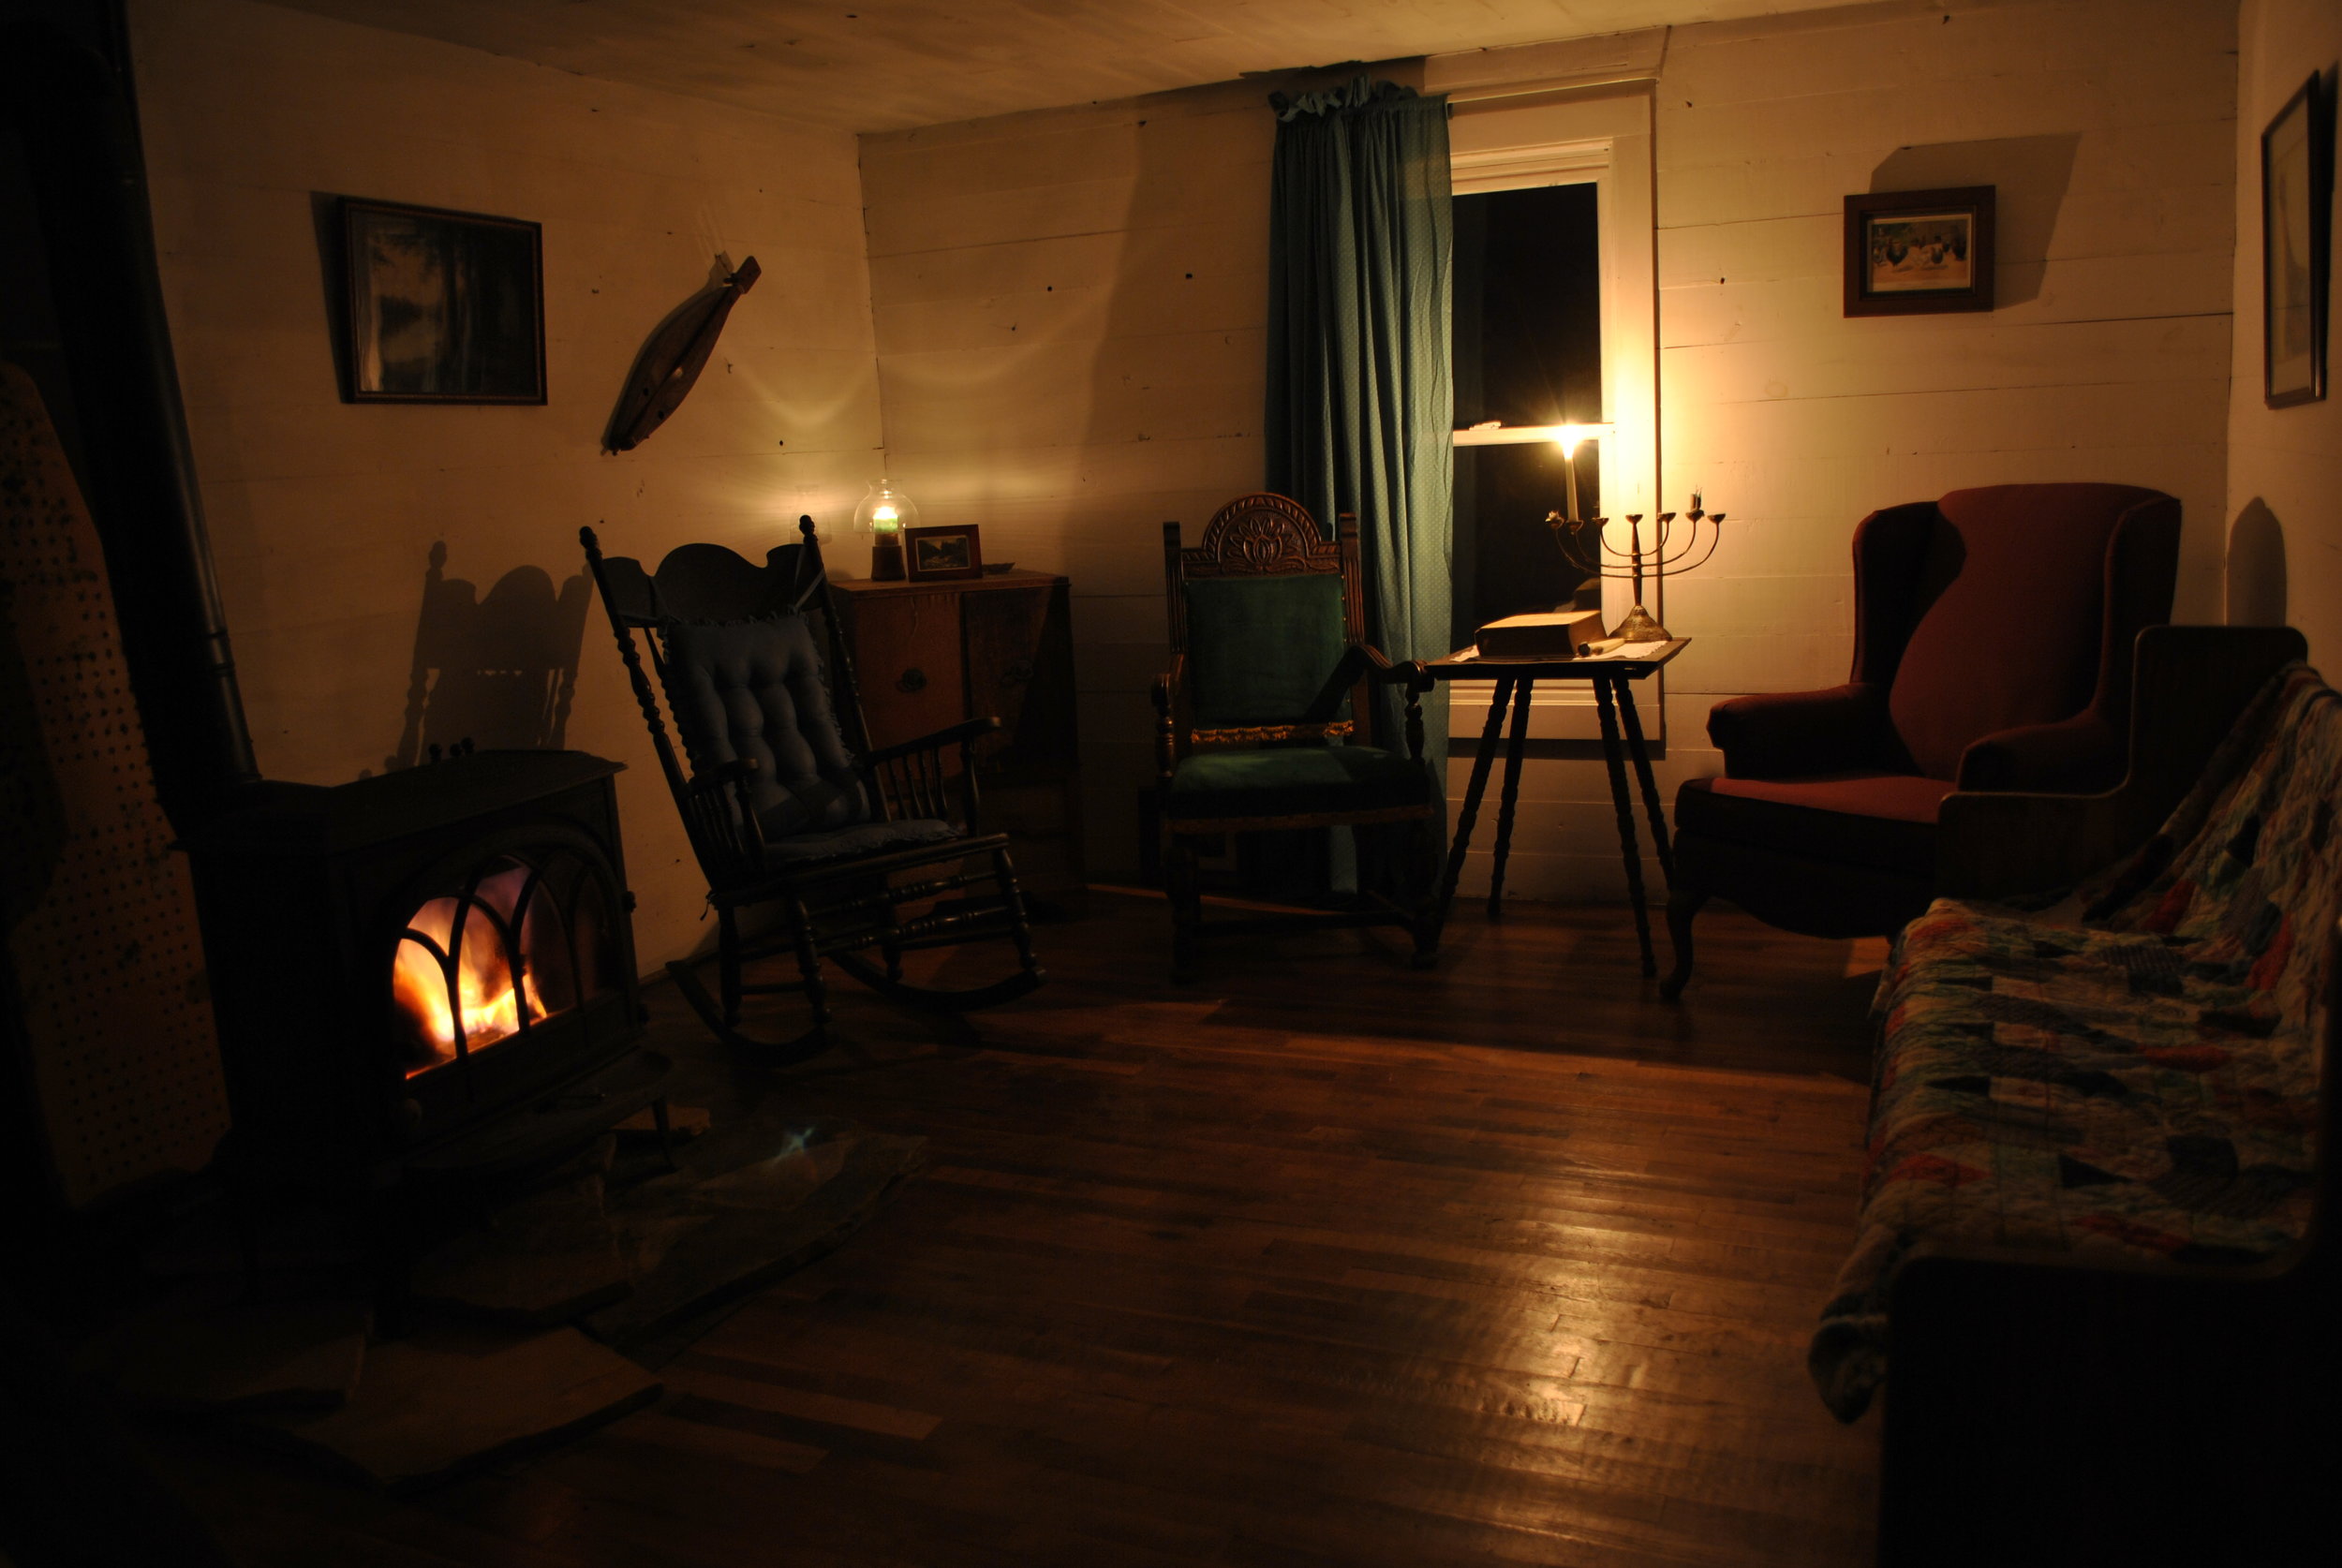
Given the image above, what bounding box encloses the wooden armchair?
[1151,495,1439,981]
[582,518,1042,1059]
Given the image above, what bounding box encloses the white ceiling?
[265,0,1867,133]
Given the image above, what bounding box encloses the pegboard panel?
[0,362,229,1207]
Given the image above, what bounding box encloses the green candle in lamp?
[852,480,919,581]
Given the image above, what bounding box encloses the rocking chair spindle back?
[581,517,1042,1060]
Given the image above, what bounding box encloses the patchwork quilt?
[1810,664,2337,1422]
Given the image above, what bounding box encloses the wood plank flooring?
[150,895,1885,1566]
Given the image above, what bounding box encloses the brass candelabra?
[1545,493,1727,643]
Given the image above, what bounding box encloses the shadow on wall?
[382,543,591,773]
[1871,135,2081,308]
[307,193,353,396]
[2227,497,2289,628]
[1075,85,1280,880]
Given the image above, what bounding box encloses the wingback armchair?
[1662,482,2182,999]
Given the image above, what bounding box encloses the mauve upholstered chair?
[1661,482,2182,999]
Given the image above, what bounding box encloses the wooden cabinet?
[832,571,1084,896]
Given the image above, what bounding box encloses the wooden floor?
[154,895,1887,1567]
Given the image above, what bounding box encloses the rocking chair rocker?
[581,518,1043,1061]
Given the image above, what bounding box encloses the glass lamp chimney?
[853,480,918,581]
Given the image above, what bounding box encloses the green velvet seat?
[1151,494,1441,981]
[1166,745,1431,822]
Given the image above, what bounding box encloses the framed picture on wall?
[1843,186,1995,317]
[2261,72,2332,408]
[340,198,546,404]
[904,525,984,582]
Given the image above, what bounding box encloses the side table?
[1428,639,1687,975]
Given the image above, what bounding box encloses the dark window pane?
[1451,183,1603,643]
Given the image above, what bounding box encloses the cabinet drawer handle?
[896,667,927,694]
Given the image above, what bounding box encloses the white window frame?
[1435,79,1661,741]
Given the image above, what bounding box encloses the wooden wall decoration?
[603,256,762,451]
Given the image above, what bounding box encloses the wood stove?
[184,750,659,1191]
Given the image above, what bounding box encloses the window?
[1450,182,1604,643]
[1435,85,1658,742]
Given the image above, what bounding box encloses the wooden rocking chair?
[581,518,1043,1061]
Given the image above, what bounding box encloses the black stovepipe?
[4,9,259,830]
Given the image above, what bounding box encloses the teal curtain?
[1267,76,1455,784]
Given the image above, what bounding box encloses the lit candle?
[1556,426,1595,522]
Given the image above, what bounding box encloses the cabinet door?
[847,591,966,751]
[963,583,1077,777]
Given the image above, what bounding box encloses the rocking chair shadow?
[581,518,1043,1062]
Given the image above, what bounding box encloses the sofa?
[1812,626,2339,1566]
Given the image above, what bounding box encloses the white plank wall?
[2227,0,2342,665]
[133,0,885,964]
[860,78,1311,880]
[138,0,2245,941]
[1520,0,2240,909]
[862,0,2236,900]
[1658,0,2237,717]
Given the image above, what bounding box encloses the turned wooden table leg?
[1593,673,1656,976]
[1614,674,1674,889]
[1437,674,1514,933]
[1486,678,1536,920]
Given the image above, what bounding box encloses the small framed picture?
[340,198,545,404]
[2261,72,2332,408]
[904,525,984,582]
[1844,186,1995,317]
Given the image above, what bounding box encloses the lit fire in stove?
[392,869,549,1077]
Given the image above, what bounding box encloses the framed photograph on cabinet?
[1844,186,1995,317]
[340,198,545,404]
[2261,72,2332,408]
[905,525,984,583]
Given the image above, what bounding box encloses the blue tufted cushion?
[659,615,875,836]
[761,817,959,867]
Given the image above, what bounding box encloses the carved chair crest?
[1162,493,1371,750]
[1183,493,1342,578]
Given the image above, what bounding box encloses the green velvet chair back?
[1182,574,1351,727]
[1163,494,1370,752]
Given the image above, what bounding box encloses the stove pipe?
[4,13,259,830]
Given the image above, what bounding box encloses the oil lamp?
[852,480,919,580]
